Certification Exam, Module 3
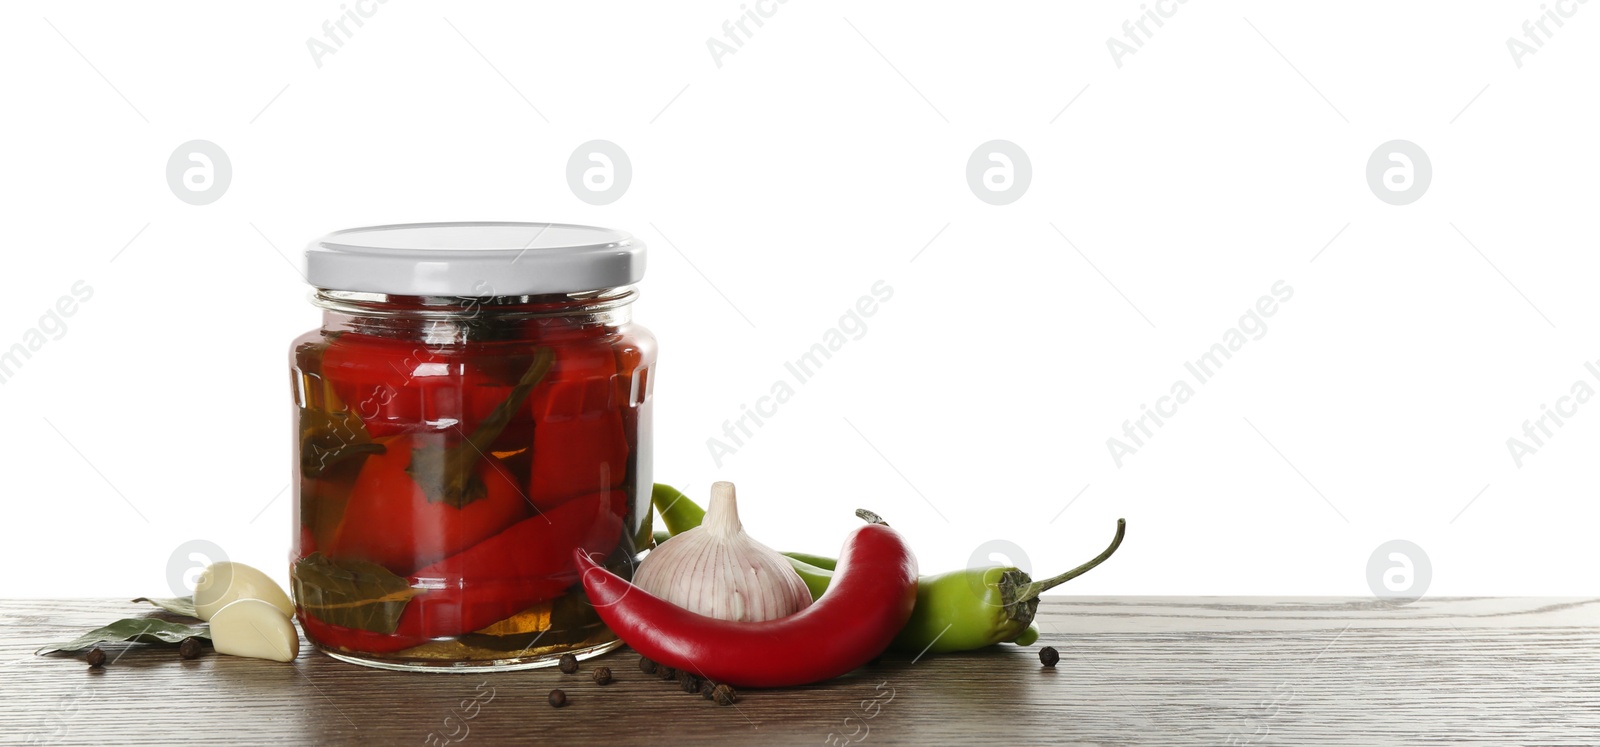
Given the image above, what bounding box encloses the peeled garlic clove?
[635,481,813,622]
[194,562,294,621]
[209,598,300,662]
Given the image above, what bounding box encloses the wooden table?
[3,597,1596,745]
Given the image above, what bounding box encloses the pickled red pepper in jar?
[288,223,655,671]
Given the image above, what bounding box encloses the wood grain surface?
[2,597,1597,746]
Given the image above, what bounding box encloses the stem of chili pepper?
[856,508,887,526]
[408,347,553,507]
[1010,518,1125,604]
[990,519,1125,633]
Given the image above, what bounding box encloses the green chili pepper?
[899,521,1122,652]
[786,557,834,600]
[782,552,837,570]
[783,520,1123,653]
[652,483,704,537]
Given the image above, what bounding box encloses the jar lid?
[305,222,645,296]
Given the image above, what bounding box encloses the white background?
[1,2,1595,600]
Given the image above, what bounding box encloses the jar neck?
[313,287,635,344]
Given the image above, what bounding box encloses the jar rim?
[311,286,637,319]
[304,222,645,297]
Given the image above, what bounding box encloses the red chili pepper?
[574,516,917,688]
[398,488,626,640]
[299,613,426,654]
[525,348,629,510]
[326,433,532,574]
[322,335,524,441]
[305,489,628,654]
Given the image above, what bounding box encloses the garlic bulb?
[634,481,812,622]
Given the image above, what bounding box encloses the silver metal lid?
[305,222,645,296]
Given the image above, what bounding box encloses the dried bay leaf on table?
[37,618,210,655]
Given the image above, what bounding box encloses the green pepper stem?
[1016,518,1125,602]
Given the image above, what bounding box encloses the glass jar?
[288,223,655,671]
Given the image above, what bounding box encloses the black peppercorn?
[678,670,700,693]
[558,653,579,674]
[547,689,568,708]
[179,638,204,660]
[592,666,613,686]
[700,681,716,700]
[85,648,106,668]
[712,684,738,706]
[657,665,676,681]
[1039,646,1060,668]
[638,656,657,675]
